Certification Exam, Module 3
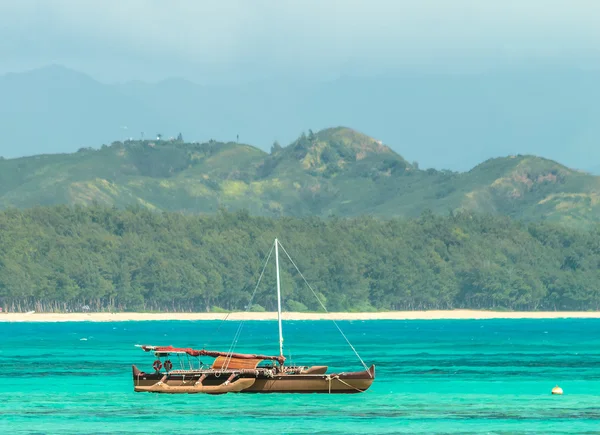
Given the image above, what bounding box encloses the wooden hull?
[135,378,256,394]
[132,365,375,394]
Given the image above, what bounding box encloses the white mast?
[275,238,284,361]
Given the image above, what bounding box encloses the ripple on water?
[1,319,600,434]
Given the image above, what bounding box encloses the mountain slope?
[1,126,599,226]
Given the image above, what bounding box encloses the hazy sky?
[1,0,600,83]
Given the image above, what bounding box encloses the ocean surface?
[1,319,599,434]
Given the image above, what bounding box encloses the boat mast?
[275,238,284,362]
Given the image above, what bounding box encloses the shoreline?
[2,310,600,322]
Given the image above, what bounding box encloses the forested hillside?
[1,205,599,313]
[1,127,599,226]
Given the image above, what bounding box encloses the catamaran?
[132,239,375,394]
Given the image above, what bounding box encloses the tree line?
[0,205,599,312]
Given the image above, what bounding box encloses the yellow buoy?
[551,385,563,395]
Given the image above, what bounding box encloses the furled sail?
[140,345,285,364]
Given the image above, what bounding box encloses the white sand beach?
[1,310,600,322]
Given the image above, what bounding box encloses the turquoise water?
[1,319,599,434]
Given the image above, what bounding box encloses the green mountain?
[1,127,599,225]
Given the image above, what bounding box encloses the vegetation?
[1,127,599,226]
[1,205,599,313]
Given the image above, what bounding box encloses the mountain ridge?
[1,126,599,226]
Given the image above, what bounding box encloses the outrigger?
[132,239,375,394]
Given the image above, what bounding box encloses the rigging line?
[203,311,231,350]
[223,242,274,353]
[277,241,372,377]
[224,268,270,368]
[205,243,273,350]
[223,242,275,370]
[334,376,367,393]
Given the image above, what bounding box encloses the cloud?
[1,0,599,81]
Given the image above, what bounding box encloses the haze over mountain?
[3,1,600,172]
[1,65,600,173]
[1,126,598,227]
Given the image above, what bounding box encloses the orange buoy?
[551,385,563,395]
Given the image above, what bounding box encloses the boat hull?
[132,365,375,394]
